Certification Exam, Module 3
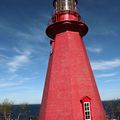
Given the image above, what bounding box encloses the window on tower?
[84,102,91,120]
[80,96,92,120]
[50,40,55,55]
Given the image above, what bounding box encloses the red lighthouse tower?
[39,0,106,120]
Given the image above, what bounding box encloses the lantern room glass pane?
[54,0,77,12]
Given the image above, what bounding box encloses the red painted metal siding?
[39,31,106,120]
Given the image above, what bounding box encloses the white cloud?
[0,54,10,65]
[0,81,22,88]
[16,26,46,43]
[91,59,120,70]
[0,48,32,73]
[7,74,18,81]
[104,80,114,83]
[7,54,30,72]
[14,47,31,56]
[0,54,10,60]
[96,73,117,78]
[87,47,102,53]
[14,47,24,55]
[90,27,117,36]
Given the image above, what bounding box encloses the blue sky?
[0,0,120,104]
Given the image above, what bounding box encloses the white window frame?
[84,102,91,120]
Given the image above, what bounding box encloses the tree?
[16,103,28,120]
[0,99,13,120]
[0,99,28,120]
[27,116,38,120]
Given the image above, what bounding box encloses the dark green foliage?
[0,99,13,120]
[0,99,29,120]
[0,99,120,120]
[27,116,38,120]
[103,99,120,119]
